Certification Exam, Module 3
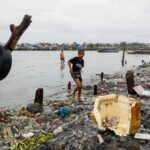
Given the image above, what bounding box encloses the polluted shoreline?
[0,63,150,150]
[1,50,150,108]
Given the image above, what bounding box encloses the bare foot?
[78,98,84,103]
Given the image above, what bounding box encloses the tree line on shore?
[1,41,150,51]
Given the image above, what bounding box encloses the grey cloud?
[1,0,150,43]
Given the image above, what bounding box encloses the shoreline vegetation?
[1,42,150,51]
[0,63,150,149]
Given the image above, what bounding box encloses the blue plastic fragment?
[55,106,70,117]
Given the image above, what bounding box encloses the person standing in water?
[60,49,65,64]
[68,50,84,102]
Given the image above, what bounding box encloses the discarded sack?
[92,94,141,136]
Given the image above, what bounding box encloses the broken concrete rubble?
[93,94,141,136]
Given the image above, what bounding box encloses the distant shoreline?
[14,49,98,51]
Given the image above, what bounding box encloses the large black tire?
[0,45,12,80]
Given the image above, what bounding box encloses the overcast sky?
[0,0,150,43]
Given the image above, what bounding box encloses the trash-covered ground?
[0,63,150,150]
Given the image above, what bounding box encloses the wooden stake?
[120,42,127,67]
[126,71,136,94]
[101,72,104,82]
[34,88,43,105]
[94,85,98,95]
[68,81,71,90]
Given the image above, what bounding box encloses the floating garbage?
[92,94,141,136]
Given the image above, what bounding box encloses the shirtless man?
[60,49,65,64]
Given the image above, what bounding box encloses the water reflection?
[60,63,65,70]
[60,63,65,78]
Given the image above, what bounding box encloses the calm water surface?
[0,51,149,107]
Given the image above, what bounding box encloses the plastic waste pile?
[0,63,150,149]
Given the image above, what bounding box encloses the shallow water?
[0,51,149,107]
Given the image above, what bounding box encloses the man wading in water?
[60,49,65,64]
[68,50,84,103]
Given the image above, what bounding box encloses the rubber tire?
[0,45,12,80]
